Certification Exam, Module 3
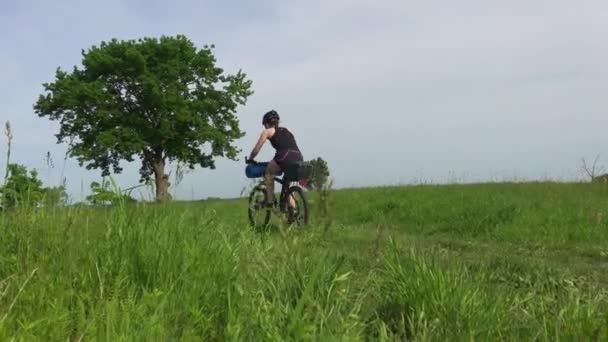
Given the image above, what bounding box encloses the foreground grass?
[1,182,607,340]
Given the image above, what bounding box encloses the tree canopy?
[34,35,253,201]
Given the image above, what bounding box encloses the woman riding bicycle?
[247,110,304,207]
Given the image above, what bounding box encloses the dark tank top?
[269,127,300,153]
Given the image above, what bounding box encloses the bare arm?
[248,128,273,161]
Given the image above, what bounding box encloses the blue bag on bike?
[245,162,268,178]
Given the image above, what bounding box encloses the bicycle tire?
[248,185,271,228]
[287,186,309,226]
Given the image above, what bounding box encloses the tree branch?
[581,154,605,181]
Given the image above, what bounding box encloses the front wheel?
[248,185,271,229]
[286,186,309,226]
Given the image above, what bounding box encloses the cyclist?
[246,110,304,209]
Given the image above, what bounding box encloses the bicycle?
[245,158,312,228]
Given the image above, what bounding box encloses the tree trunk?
[152,157,171,202]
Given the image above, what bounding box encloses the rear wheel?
[248,185,271,229]
[286,186,309,226]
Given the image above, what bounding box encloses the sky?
[0,0,607,201]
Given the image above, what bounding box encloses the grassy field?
[1,182,608,340]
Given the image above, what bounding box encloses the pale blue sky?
[1,0,607,201]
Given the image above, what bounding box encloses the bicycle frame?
[267,176,302,212]
[246,158,308,212]
[246,159,310,227]
[251,176,303,210]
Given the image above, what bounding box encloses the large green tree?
[34,35,253,201]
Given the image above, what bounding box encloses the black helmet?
[262,110,280,125]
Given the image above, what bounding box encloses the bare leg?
[264,160,281,205]
[288,193,296,208]
[286,192,299,224]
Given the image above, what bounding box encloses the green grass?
[1,182,608,340]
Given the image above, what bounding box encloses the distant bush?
[307,157,330,191]
[0,164,45,208]
[86,179,136,206]
[0,163,70,209]
[43,185,69,207]
[592,173,608,184]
